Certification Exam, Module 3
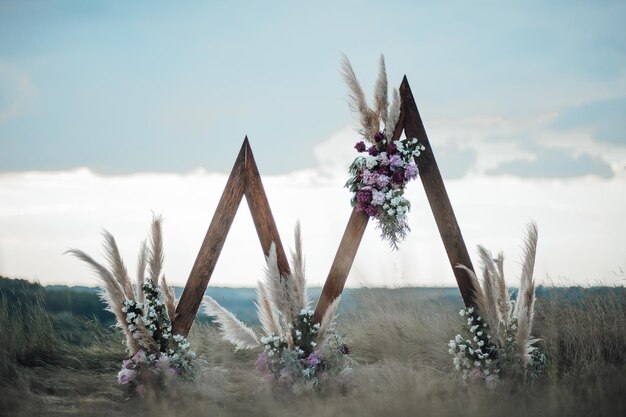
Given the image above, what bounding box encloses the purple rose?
[368,146,379,156]
[375,174,390,188]
[356,189,372,205]
[392,170,404,186]
[354,141,366,152]
[361,170,376,186]
[404,162,418,181]
[389,154,403,169]
[387,142,398,155]
[305,352,321,368]
[374,131,385,143]
[377,151,389,166]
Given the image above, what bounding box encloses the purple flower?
[117,368,137,385]
[404,162,418,181]
[374,131,385,143]
[354,141,366,152]
[122,359,132,369]
[389,154,403,169]
[255,352,270,374]
[371,189,385,206]
[356,189,372,205]
[365,206,378,217]
[377,151,389,166]
[375,174,390,188]
[361,170,376,186]
[305,352,321,368]
[392,170,404,186]
[368,146,379,156]
[131,349,147,364]
[387,142,398,155]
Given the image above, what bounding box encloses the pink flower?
[389,154,403,169]
[404,162,418,181]
[255,352,270,374]
[305,352,321,368]
[131,350,147,364]
[117,368,137,385]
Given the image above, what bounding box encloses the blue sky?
[1,0,625,176]
[1,1,625,287]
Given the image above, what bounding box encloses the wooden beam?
[313,208,368,323]
[243,139,291,277]
[399,76,477,307]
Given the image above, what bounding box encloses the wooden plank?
[399,76,477,307]
[172,140,247,336]
[243,138,291,277]
[313,209,368,323]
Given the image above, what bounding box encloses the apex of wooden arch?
[172,137,290,336]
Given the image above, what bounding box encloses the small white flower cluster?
[119,280,195,389]
[448,307,500,387]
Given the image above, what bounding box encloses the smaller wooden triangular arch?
[172,138,290,336]
[312,76,478,323]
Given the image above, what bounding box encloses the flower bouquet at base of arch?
[449,222,545,388]
[203,224,354,394]
[68,216,196,396]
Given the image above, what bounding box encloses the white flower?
[459,310,465,316]
[365,156,378,169]
[448,340,457,349]
[474,361,481,367]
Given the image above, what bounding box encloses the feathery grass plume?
[264,242,300,326]
[477,246,501,331]
[148,214,164,285]
[514,222,538,365]
[256,281,281,336]
[160,275,177,322]
[456,265,489,323]
[102,231,135,302]
[136,239,147,304]
[494,251,510,323]
[374,54,389,127]
[202,296,258,350]
[290,222,308,313]
[317,296,341,348]
[341,54,379,139]
[386,88,401,140]
[65,248,137,352]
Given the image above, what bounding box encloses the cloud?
[488,148,614,179]
[550,97,626,146]
[0,63,36,123]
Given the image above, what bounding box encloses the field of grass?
[1,284,624,417]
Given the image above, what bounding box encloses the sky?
[1,0,625,289]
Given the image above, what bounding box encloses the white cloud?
[1,146,625,289]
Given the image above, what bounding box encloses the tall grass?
[1,286,624,417]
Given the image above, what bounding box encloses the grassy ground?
[1,287,624,417]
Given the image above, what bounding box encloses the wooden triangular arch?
[312,76,477,323]
[173,77,478,336]
[172,137,290,336]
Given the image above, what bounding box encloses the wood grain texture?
[399,76,477,307]
[172,140,248,336]
[243,139,291,277]
[313,209,368,323]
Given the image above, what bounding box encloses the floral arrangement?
[203,223,352,393]
[342,55,426,248]
[449,222,544,387]
[67,216,195,395]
